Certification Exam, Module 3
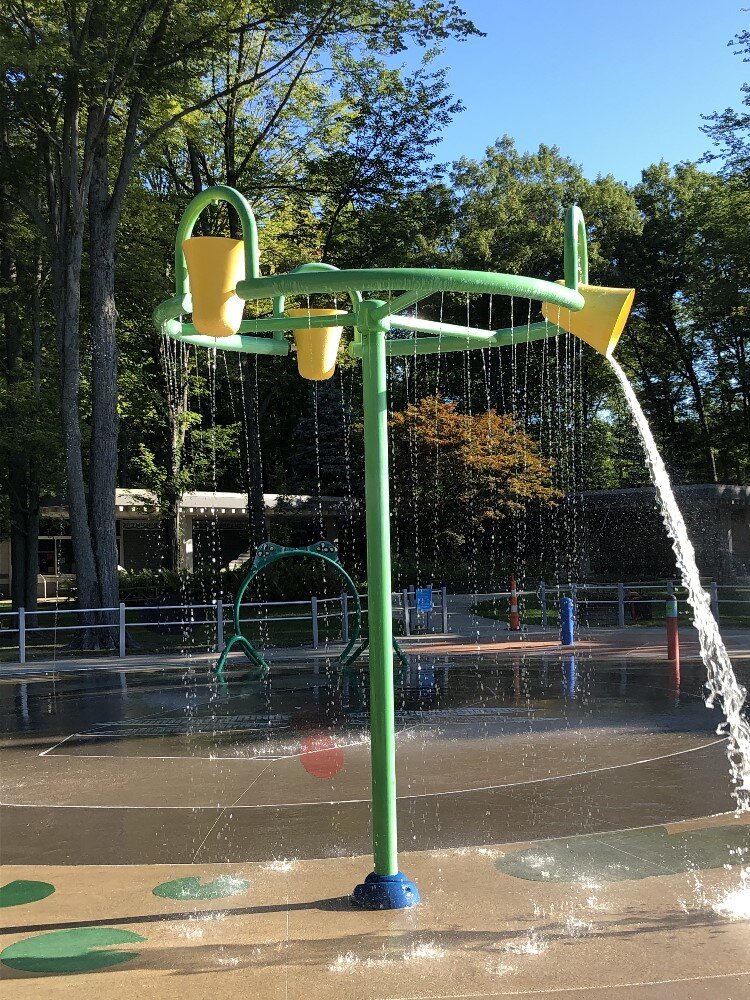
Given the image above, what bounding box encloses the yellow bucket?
[286,308,343,381]
[182,237,245,337]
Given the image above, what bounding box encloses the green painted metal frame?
[154,187,589,889]
[215,540,407,677]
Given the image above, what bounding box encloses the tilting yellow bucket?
[182,237,245,337]
[286,308,343,381]
[542,282,635,357]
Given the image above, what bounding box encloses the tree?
[0,189,60,614]
[1,0,479,641]
[702,20,750,178]
[388,396,560,567]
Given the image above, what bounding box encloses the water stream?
[609,356,750,810]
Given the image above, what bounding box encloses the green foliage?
[702,19,750,178]
[2,3,747,607]
[389,396,560,563]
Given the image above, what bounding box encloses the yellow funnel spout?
[183,237,245,337]
[287,308,343,381]
[542,282,635,357]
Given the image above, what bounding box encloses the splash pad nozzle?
[153,187,635,908]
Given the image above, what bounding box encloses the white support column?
[539,583,548,629]
[182,514,194,573]
[402,589,411,636]
[311,596,319,649]
[441,587,448,633]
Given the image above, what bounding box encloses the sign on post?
[416,587,433,613]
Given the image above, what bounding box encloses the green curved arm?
[273,262,363,320]
[237,267,584,313]
[175,185,260,299]
[564,205,589,290]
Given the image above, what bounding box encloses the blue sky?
[420,1,747,183]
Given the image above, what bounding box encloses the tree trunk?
[88,129,120,642]
[53,241,101,619]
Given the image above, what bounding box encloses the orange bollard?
[666,596,680,663]
[508,574,521,631]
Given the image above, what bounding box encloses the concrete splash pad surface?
[1,652,749,997]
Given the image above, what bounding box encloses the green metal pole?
[352,301,419,908]
[361,301,398,875]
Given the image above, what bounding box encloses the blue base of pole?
[351,872,420,910]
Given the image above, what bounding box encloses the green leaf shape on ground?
[497,824,750,883]
[152,875,250,900]
[0,880,55,908]
[0,928,145,975]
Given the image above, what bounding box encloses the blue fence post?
[560,596,574,647]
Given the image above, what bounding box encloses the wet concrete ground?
[1,649,749,997]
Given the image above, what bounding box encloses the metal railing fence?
[0,586,450,664]
[1,582,748,664]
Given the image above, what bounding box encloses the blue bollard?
[560,596,574,646]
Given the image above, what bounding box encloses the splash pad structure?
[153,185,635,908]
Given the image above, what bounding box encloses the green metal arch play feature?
[216,540,407,676]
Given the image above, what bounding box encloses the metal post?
[119,603,126,659]
[217,600,224,651]
[539,582,548,629]
[441,586,448,633]
[402,588,411,636]
[617,582,625,628]
[352,301,418,910]
[710,581,720,623]
[341,592,349,643]
[311,596,319,649]
[19,607,25,665]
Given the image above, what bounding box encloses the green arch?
[216,541,407,676]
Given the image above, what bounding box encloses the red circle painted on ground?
[299,732,344,779]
